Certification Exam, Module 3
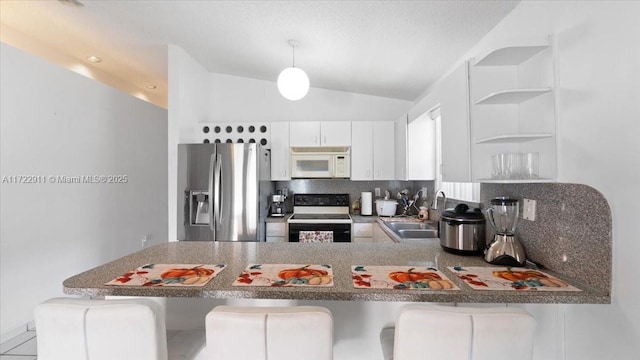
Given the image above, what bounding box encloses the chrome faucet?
[432,190,446,210]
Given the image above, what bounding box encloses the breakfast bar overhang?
[63,241,609,304]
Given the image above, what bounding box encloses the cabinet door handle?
[314,136,318,144]
[323,135,327,144]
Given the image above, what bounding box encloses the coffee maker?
[269,192,287,217]
[484,197,527,266]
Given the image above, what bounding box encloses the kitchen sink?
[396,228,439,238]
[382,221,439,239]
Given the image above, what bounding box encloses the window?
[433,107,480,203]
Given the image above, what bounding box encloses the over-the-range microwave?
[290,147,350,179]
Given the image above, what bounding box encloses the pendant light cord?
[288,39,299,68]
[292,44,296,68]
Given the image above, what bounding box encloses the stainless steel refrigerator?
[177,143,271,241]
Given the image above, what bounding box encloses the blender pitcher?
[484,197,526,266]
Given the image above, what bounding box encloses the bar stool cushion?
[205,305,333,360]
[34,297,206,360]
[390,304,536,360]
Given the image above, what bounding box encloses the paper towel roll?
[361,192,372,216]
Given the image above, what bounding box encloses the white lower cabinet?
[266,222,287,243]
[352,223,374,243]
[353,222,395,243]
[373,222,395,243]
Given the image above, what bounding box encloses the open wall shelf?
[475,133,553,144]
[474,44,549,66]
[474,88,551,105]
[476,178,555,184]
[469,35,557,182]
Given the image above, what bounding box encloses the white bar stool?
[34,297,206,360]
[381,304,536,360]
[205,305,333,360]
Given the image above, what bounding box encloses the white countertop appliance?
[287,194,352,242]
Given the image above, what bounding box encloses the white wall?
[409,2,639,359]
[208,73,412,123]
[167,45,211,242]
[0,43,168,338]
[167,48,412,240]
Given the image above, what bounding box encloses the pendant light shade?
[278,67,309,101]
[278,40,309,101]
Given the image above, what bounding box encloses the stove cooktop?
[289,214,351,220]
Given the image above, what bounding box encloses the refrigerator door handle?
[209,153,215,232]
[214,154,223,226]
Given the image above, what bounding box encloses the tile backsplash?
[481,183,612,294]
[273,180,434,216]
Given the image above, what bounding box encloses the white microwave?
[290,147,350,179]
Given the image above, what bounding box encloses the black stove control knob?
[335,195,349,206]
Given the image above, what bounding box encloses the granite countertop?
[265,214,291,222]
[350,214,378,223]
[63,241,609,304]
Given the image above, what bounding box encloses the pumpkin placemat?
[105,264,226,287]
[448,266,581,291]
[351,265,459,290]
[232,264,334,287]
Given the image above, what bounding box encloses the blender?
[484,197,527,266]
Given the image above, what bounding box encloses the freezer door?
[214,143,259,241]
[177,144,216,241]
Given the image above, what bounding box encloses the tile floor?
[0,330,37,359]
[0,330,190,359]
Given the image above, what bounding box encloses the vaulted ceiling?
[0,0,520,108]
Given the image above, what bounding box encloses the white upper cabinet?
[351,122,373,180]
[270,122,290,180]
[289,121,351,147]
[407,114,436,180]
[373,121,395,180]
[289,121,320,146]
[351,121,395,180]
[439,61,472,182]
[469,36,557,182]
[394,114,408,181]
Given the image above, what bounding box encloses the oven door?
[288,223,351,242]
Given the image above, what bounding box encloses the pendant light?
[277,40,309,101]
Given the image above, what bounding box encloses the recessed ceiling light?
[146,84,157,90]
[85,55,102,64]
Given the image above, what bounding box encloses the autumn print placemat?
[351,265,459,290]
[105,264,226,287]
[232,264,334,287]
[448,266,581,291]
